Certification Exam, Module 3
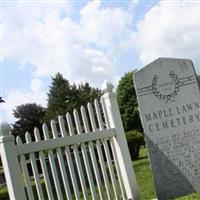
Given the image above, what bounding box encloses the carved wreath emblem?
[151,71,180,103]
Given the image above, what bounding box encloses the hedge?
[126,130,145,160]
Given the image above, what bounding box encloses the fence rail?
[0,81,140,200]
[16,129,115,155]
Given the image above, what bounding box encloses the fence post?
[0,120,27,200]
[101,81,140,200]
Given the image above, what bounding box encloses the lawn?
[133,147,200,200]
[1,148,200,200]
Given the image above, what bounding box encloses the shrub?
[126,130,145,160]
[117,71,143,132]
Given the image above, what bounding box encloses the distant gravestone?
[134,58,200,200]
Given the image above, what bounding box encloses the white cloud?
[134,0,200,70]
[4,1,134,87]
[3,78,47,123]
[3,1,135,122]
[31,78,44,92]
[80,1,133,48]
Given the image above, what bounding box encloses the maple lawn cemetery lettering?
[145,102,200,132]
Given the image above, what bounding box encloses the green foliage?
[126,130,144,160]
[45,73,102,122]
[12,103,45,142]
[77,83,102,107]
[45,73,72,121]
[0,185,9,200]
[117,71,142,132]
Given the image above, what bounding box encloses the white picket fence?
[0,81,139,200]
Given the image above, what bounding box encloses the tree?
[45,73,72,121]
[117,71,142,132]
[45,73,102,122]
[12,103,45,142]
[77,82,102,106]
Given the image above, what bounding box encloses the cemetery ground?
[0,147,200,200]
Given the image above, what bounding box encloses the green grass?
[133,147,200,200]
[0,185,8,200]
[133,147,156,200]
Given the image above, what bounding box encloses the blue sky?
[1,0,200,123]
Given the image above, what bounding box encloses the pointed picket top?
[51,119,59,138]
[66,112,71,121]
[73,109,79,117]
[58,115,67,137]
[101,80,114,94]
[0,120,12,137]
[43,123,50,140]
[34,127,41,141]
[80,105,85,115]
[66,112,75,136]
[87,103,93,122]
[94,99,104,130]
[16,136,22,145]
[73,109,82,134]
[81,105,90,133]
[87,102,92,113]
[94,99,98,105]
[42,123,48,132]
[87,102,97,131]
[51,119,56,126]
[25,132,32,143]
